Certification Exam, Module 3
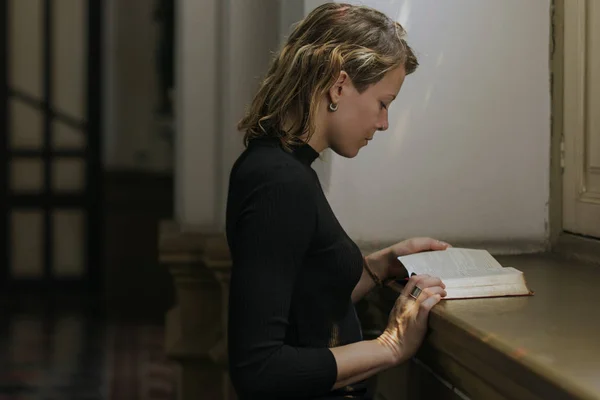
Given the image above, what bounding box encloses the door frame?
[549,0,600,263]
[0,0,6,287]
[548,0,564,247]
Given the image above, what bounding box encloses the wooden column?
[159,221,224,400]
[203,235,236,400]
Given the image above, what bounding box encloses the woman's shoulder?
[231,139,314,188]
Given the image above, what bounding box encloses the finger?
[402,275,446,305]
[408,285,447,303]
[417,294,442,323]
[422,286,447,299]
[431,239,452,250]
[401,274,430,298]
[405,274,445,293]
[406,237,451,253]
[417,275,446,290]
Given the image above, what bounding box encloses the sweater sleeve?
[227,167,338,398]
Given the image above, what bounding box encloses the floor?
[0,291,178,400]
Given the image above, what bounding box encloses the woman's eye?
[380,102,388,110]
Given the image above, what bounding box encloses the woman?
[226,3,449,399]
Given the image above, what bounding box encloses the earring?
[329,102,338,112]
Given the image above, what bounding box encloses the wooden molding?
[553,232,600,265]
[549,0,565,245]
[356,239,548,256]
[159,220,208,255]
[159,219,230,259]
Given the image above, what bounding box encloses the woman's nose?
[377,119,389,131]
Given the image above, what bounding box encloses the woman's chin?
[332,147,361,159]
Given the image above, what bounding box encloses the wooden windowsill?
[376,253,600,399]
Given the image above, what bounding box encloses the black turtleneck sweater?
[226,137,367,399]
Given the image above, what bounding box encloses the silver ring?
[409,285,423,300]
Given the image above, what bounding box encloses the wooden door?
[563,0,600,238]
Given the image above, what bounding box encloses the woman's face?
[324,66,406,158]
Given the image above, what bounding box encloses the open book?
[394,248,533,300]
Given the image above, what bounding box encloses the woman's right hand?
[377,274,447,365]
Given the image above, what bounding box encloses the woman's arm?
[228,165,446,397]
[228,168,339,398]
[351,247,395,303]
[329,337,395,389]
[334,274,447,389]
[351,238,451,303]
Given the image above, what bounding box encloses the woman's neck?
[281,115,329,154]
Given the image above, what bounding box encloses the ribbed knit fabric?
[226,136,367,399]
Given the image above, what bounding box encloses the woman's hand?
[365,237,451,285]
[387,237,451,279]
[376,274,446,364]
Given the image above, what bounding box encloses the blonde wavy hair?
[238,3,418,150]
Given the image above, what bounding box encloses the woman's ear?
[328,70,350,105]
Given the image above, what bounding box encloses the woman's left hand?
[379,237,451,282]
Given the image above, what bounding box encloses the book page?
[445,282,531,299]
[397,248,504,279]
[441,267,523,288]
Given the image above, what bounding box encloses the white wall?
[174,0,218,227]
[313,0,551,250]
[279,0,304,46]
[175,0,280,229]
[218,1,281,229]
[172,0,552,251]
